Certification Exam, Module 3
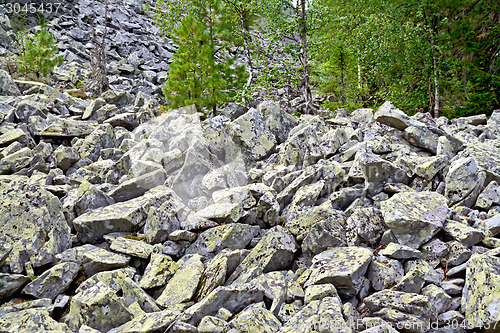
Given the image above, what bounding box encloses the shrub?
[16,14,63,80]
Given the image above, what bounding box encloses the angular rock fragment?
[186,223,259,256]
[140,253,178,289]
[381,191,450,248]
[367,255,404,291]
[22,262,80,300]
[110,237,154,259]
[461,251,500,330]
[0,273,31,299]
[66,281,132,332]
[0,178,71,273]
[227,226,297,285]
[0,308,70,332]
[156,254,204,308]
[107,310,179,333]
[195,203,245,224]
[229,303,281,333]
[184,284,264,325]
[443,220,484,246]
[280,296,349,333]
[306,246,373,297]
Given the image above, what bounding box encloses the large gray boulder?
[381,191,450,248]
[0,177,71,273]
[461,250,500,330]
[0,70,20,96]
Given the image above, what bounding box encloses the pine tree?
[17,14,63,80]
[163,13,246,113]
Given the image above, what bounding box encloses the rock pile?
[1,66,500,332]
[0,0,172,96]
[1,1,500,332]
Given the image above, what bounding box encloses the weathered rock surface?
[1,11,499,328]
[381,191,450,248]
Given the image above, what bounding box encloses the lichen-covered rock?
[0,70,21,96]
[364,290,437,332]
[120,277,160,313]
[144,190,183,244]
[421,284,452,314]
[227,226,297,285]
[476,181,500,210]
[301,216,346,256]
[0,308,70,332]
[367,255,404,291]
[404,125,440,153]
[0,147,33,174]
[379,243,423,260]
[198,315,230,333]
[445,157,483,205]
[195,203,245,224]
[257,101,298,143]
[443,220,484,246]
[66,281,133,332]
[37,117,99,138]
[76,267,136,294]
[358,152,409,195]
[74,123,116,161]
[459,140,500,181]
[381,191,450,248]
[280,296,350,333]
[229,302,281,333]
[186,224,259,256]
[306,247,373,297]
[109,169,168,202]
[0,273,31,299]
[156,254,204,308]
[81,247,130,276]
[230,108,276,160]
[461,251,500,330]
[52,145,80,171]
[374,101,423,131]
[0,128,27,148]
[74,186,173,242]
[110,237,154,259]
[139,253,178,289]
[346,207,387,245]
[304,284,338,304]
[484,214,500,236]
[0,178,71,273]
[22,261,79,300]
[184,283,264,325]
[108,310,179,333]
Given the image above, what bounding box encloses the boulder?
[155,254,205,308]
[380,191,450,248]
[461,251,500,330]
[230,108,276,160]
[227,226,297,285]
[22,262,80,300]
[0,70,21,96]
[0,178,71,273]
[306,246,373,297]
[66,282,133,332]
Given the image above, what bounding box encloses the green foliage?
[162,13,247,113]
[15,14,63,80]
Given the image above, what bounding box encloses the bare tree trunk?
[298,0,312,114]
[357,61,362,89]
[340,45,346,106]
[433,53,439,118]
[462,64,469,100]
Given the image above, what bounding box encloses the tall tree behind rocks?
[146,0,247,114]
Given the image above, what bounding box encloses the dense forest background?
[147,0,499,118]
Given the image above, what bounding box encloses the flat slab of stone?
[22,262,80,300]
[110,237,154,259]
